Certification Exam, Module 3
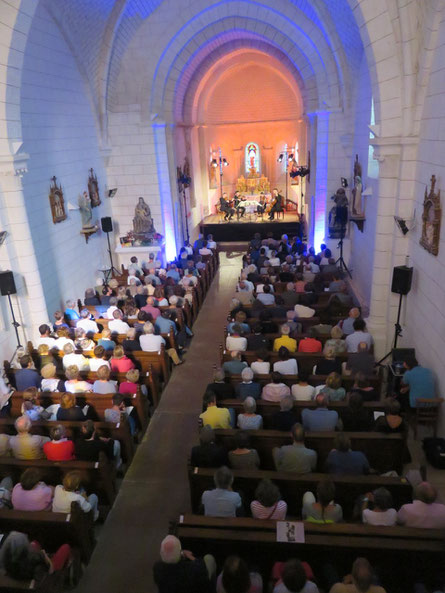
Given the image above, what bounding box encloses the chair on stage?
[215,204,225,223]
[276,208,285,220]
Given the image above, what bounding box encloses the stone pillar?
[152,120,179,261]
[365,137,418,358]
[0,152,49,352]
[307,111,330,247]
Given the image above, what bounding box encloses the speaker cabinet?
[391,266,413,295]
[101,217,113,233]
[0,271,17,295]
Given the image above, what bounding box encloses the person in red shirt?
[110,345,136,373]
[298,337,322,353]
[43,425,75,461]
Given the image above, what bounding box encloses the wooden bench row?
[187,466,412,519]
[213,429,405,474]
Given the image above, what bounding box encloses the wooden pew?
[0,417,135,465]
[213,429,405,474]
[187,466,413,519]
[92,328,177,350]
[174,514,445,593]
[219,399,385,428]
[0,454,116,506]
[0,501,94,563]
[10,391,149,434]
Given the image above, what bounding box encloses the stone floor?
[76,250,244,593]
[76,249,445,592]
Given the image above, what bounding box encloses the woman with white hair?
[235,367,261,401]
[237,397,263,430]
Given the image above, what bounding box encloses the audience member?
[217,555,262,593]
[93,365,117,394]
[76,309,99,334]
[119,368,141,395]
[324,325,347,354]
[191,425,228,468]
[273,346,298,375]
[251,478,287,520]
[250,350,270,375]
[400,357,436,408]
[337,307,361,336]
[345,319,373,353]
[302,479,343,524]
[153,534,215,593]
[349,373,378,402]
[374,398,407,435]
[262,372,291,402]
[43,425,75,461]
[201,466,242,517]
[270,396,298,431]
[329,557,386,593]
[52,470,99,521]
[325,433,370,475]
[315,346,342,375]
[62,342,90,371]
[341,393,372,432]
[291,371,316,401]
[319,373,346,401]
[15,355,41,391]
[237,397,263,430]
[302,394,341,431]
[110,345,136,372]
[274,559,319,593]
[273,423,317,473]
[362,487,397,526]
[273,324,297,353]
[228,431,260,470]
[226,324,248,352]
[235,367,261,401]
[75,419,119,465]
[10,415,49,459]
[298,336,322,353]
[56,392,86,421]
[97,328,116,351]
[64,365,93,393]
[199,391,232,429]
[206,369,235,401]
[223,351,248,376]
[397,482,445,528]
[344,342,375,377]
[40,363,64,392]
[12,468,53,511]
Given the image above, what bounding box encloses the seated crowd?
[153,236,442,593]
[0,235,218,588]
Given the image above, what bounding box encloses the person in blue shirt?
[64,299,79,322]
[325,432,370,475]
[401,357,435,408]
[301,393,341,432]
[155,310,177,336]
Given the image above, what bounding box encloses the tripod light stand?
[99,218,119,284]
[335,206,352,279]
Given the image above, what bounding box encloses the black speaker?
[391,266,413,295]
[0,271,16,296]
[101,217,113,233]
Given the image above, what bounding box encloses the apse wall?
[20,2,111,316]
[404,13,445,429]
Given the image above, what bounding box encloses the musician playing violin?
[219,192,235,221]
[234,191,246,220]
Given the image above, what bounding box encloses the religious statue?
[78,191,94,229]
[133,197,156,236]
[328,188,349,238]
[352,155,363,215]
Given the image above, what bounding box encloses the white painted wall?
[20,2,111,318]
[404,12,445,433]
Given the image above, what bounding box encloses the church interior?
[1,0,445,591]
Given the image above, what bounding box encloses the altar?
[236,170,270,194]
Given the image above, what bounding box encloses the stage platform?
[200,212,301,242]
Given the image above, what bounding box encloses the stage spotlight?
[288,153,294,161]
[222,158,229,167]
[108,188,118,198]
[277,154,283,163]
[211,159,218,168]
[341,177,348,188]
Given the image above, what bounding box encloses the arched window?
[245,142,260,174]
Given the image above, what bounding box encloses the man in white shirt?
[257,285,275,305]
[198,240,213,256]
[76,310,99,334]
[108,310,130,334]
[226,324,247,352]
[106,297,119,320]
[206,234,217,250]
[37,324,56,349]
[62,343,90,371]
[345,319,373,352]
[139,322,181,364]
